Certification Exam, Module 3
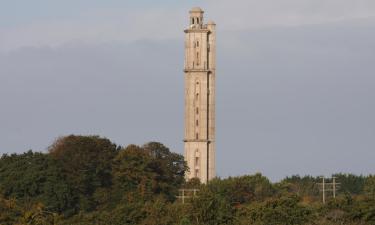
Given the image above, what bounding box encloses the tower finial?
[189,7,204,28]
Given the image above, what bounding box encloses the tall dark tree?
[364,175,375,199]
[0,151,75,214]
[333,173,366,195]
[189,185,235,225]
[240,195,313,225]
[278,175,320,198]
[206,174,274,205]
[49,135,118,211]
[112,144,154,201]
[112,142,187,202]
[143,142,187,199]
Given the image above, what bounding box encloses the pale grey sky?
[0,0,374,180]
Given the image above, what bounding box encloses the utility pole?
[331,176,340,199]
[317,176,340,203]
[176,189,199,204]
[322,176,326,204]
[333,176,336,199]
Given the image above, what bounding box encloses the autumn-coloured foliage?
[0,135,374,224]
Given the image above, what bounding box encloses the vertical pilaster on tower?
[184,7,216,184]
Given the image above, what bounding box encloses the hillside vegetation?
[0,135,374,225]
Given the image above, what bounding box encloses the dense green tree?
[321,194,375,225]
[183,178,202,189]
[206,173,274,205]
[278,175,320,198]
[17,202,61,225]
[0,151,75,214]
[139,197,187,225]
[1,136,374,225]
[0,196,21,225]
[143,142,187,199]
[190,186,235,225]
[240,195,313,225]
[112,144,154,201]
[364,175,375,199]
[333,173,366,195]
[49,135,118,212]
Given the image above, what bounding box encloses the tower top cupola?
[189,7,204,28]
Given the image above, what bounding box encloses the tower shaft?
[184,8,216,183]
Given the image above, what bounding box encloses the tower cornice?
[183,139,212,143]
[184,69,212,73]
[184,29,210,34]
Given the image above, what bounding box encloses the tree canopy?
[0,135,374,225]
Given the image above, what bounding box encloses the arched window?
[191,18,194,24]
[197,41,199,47]
[196,133,199,139]
[196,107,199,114]
[195,93,199,101]
[196,120,199,126]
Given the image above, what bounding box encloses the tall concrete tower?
[184,7,216,183]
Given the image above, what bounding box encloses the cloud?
[1,0,375,180]
[1,0,375,51]
[1,18,375,180]
[0,7,185,52]
[206,0,375,29]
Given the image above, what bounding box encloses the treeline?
[0,135,374,225]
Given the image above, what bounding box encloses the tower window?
[196,120,199,126]
[197,18,200,24]
[195,93,199,100]
[191,18,194,24]
[196,133,199,139]
[196,107,199,114]
[197,41,199,47]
